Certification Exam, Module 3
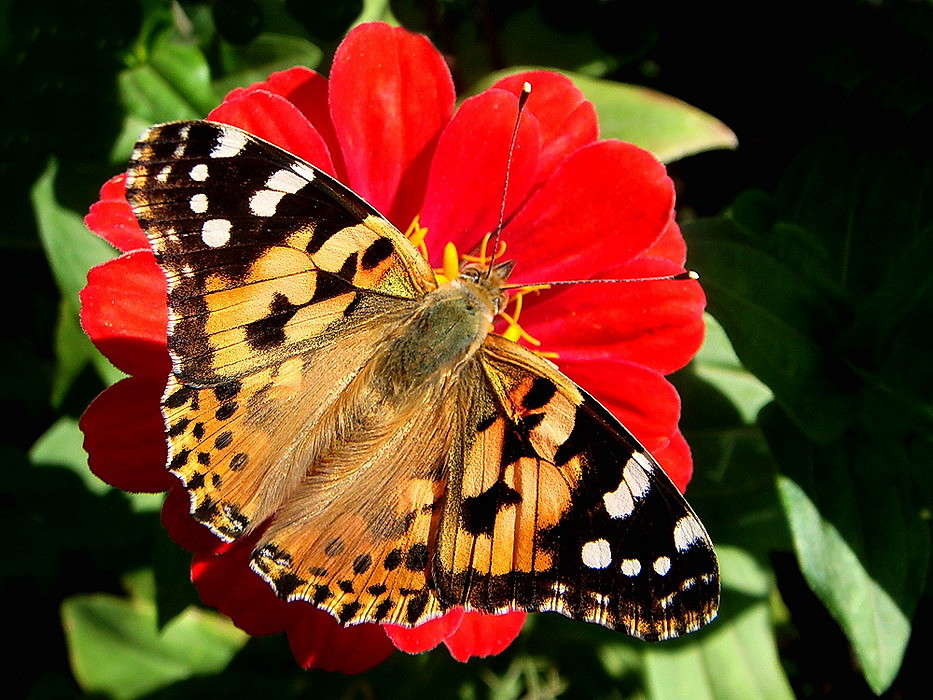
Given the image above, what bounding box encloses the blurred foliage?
[2,0,931,697]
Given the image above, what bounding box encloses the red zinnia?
[80,22,705,672]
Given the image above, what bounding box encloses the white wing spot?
[189,163,209,181]
[603,481,634,519]
[653,556,671,576]
[189,193,208,214]
[290,161,317,182]
[249,190,287,217]
[210,129,248,158]
[155,165,172,183]
[623,455,651,499]
[581,539,612,569]
[266,168,309,193]
[673,515,705,552]
[172,140,186,158]
[201,219,231,247]
[620,558,641,577]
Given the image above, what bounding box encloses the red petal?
[222,66,345,176]
[420,89,540,259]
[652,429,693,492]
[329,22,455,227]
[383,608,465,653]
[492,71,598,185]
[443,611,526,662]
[288,604,395,673]
[208,90,335,175]
[80,251,170,377]
[642,220,687,266]
[520,257,705,375]
[504,140,674,284]
[191,532,293,636]
[79,376,173,493]
[84,174,148,252]
[554,358,680,454]
[161,486,226,554]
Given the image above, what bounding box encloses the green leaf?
[214,33,322,96]
[762,404,928,694]
[31,161,124,391]
[692,313,773,425]
[120,32,216,122]
[32,161,116,307]
[30,417,109,496]
[62,571,248,700]
[471,68,736,163]
[51,300,94,407]
[642,546,794,700]
[685,216,851,443]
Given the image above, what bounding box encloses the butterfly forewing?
[126,121,435,384]
[434,336,718,640]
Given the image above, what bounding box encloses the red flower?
[80,22,705,673]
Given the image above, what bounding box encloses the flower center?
[404,217,558,358]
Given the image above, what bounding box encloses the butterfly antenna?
[499,270,700,289]
[485,81,533,280]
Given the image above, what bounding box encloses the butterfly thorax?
[373,278,498,401]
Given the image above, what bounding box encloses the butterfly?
[125,119,719,641]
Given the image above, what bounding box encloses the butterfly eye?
[461,267,482,283]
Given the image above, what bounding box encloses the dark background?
[2,1,931,697]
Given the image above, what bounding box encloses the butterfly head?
[459,259,515,314]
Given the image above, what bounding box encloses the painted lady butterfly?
[125,119,718,640]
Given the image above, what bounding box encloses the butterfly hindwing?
[125,120,435,384]
[248,381,461,626]
[434,335,719,640]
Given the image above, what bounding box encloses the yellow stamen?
[405,215,430,259]
[461,233,509,267]
[498,284,552,348]
[441,242,460,284]
[406,213,558,357]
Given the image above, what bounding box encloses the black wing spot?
[353,553,373,574]
[230,452,248,470]
[405,544,429,571]
[169,449,191,470]
[312,584,333,605]
[374,598,394,621]
[461,480,522,536]
[361,237,394,269]
[338,601,362,623]
[168,418,190,437]
[213,380,242,402]
[215,402,238,421]
[383,548,403,571]
[273,573,304,598]
[523,376,557,410]
[215,431,233,449]
[406,591,429,624]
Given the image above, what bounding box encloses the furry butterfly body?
[126,120,719,640]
